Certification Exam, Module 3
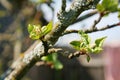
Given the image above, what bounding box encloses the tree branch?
[63,22,120,35]
[44,0,100,45]
[61,0,66,12]
[4,0,100,79]
[48,48,82,59]
[5,40,45,80]
[91,13,103,29]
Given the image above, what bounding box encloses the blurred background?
[0,0,120,80]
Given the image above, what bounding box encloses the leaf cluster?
[27,21,52,40]
[70,31,106,62]
[41,53,63,70]
[28,22,64,70]
[97,0,118,13]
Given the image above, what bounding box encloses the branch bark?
[63,22,120,35]
[4,0,100,80]
[44,0,100,44]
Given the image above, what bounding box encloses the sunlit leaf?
[86,47,93,53]
[28,24,34,33]
[41,55,53,61]
[70,41,81,50]
[97,0,118,13]
[41,53,63,70]
[79,30,91,45]
[97,4,105,12]
[41,21,52,36]
[28,22,52,40]
[93,47,103,54]
[70,31,107,62]
[28,25,41,40]
[29,32,40,39]
[95,36,107,47]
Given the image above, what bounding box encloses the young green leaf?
[41,55,53,61]
[28,24,42,40]
[95,36,107,47]
[70,30,107,62]
[93,47,103,54]
[86,54,90,62]
[54,60,63,70]
[70,41,81,50]
[28,24,34,33]
[97,0,118,13]
[79,30,91,45]
[41,21,52,36]
[97,4,105,12]
[28,22,52,40]
[41,53,63,70]
[29,32,41,40]
[41,53,56,61]
[52,52,57,62]
[86,47,93,53]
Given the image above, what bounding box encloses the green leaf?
[97,0,118,12]
[97,4,105,12]
[118,8,120,19]
[41,56,48,61]
[95,36,107,47]
[28,24,34,33]
[86,47,93,53]
[41,53,63,70]
[102,0,111,8]
[54,60,63,70]
[93,47,103,54]
[29,25,41,40]
[52,53,57,62]
[28,22,52,40]
[41,21,52,36]
[29,32,41,40]
[41,53,55,61]
[41,55,52,61]
[86,54,90,62]
[79,30,91,45]
[70,41,81,50]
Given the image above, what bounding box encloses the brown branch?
[5,40,45,80]
[48,48,82,59]
[63,22,120,35]
[91,13,103,29]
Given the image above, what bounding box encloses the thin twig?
[91,13,103,29]
[48,48,85,59]
[63,22,120,35]
[61,0,66,12]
